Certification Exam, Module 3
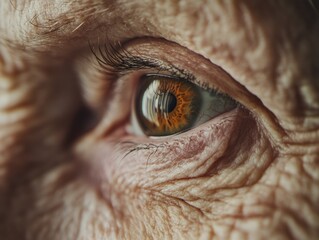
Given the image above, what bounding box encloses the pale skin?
[0,0,319,239]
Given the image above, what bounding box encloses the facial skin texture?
[1,0,319,239]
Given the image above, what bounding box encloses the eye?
[85,38,245,143]
[132,74,237,136]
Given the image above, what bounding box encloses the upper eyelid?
[86,37,252,109]
[88,39,224,94]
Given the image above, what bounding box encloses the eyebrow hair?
[0,0,115,51]
[29,2,111,36]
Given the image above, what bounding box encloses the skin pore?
[0,0,319,239]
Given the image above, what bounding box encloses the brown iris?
[135,74,201,136]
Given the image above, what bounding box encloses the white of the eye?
[195,91,235,125]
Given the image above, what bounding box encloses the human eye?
[132,73,237,137]
[84,37,242,139]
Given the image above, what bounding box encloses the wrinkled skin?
[1,0,319,239]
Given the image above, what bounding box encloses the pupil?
[164,92,177,113]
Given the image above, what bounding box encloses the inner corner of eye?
[128,73,237,137]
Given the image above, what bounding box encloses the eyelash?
[89,40,217,94]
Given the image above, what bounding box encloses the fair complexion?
[0,0,319,239]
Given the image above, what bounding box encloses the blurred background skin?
[0,0,319,239]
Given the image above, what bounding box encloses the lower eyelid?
[85,108,242,188]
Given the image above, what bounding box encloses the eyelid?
[90,38,242,97]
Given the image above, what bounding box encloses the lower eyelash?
[122,142,165,160]
[123,109,239,157]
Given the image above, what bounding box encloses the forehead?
[0,1,314,47]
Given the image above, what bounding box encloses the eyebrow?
[2,0,316,54]
[30,2,111,36]
[1,0,114,49]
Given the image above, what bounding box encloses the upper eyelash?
[88,39,223,94]
[89,40,196,80]
[91,41,160,72]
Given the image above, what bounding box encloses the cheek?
[69,107,277,239]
